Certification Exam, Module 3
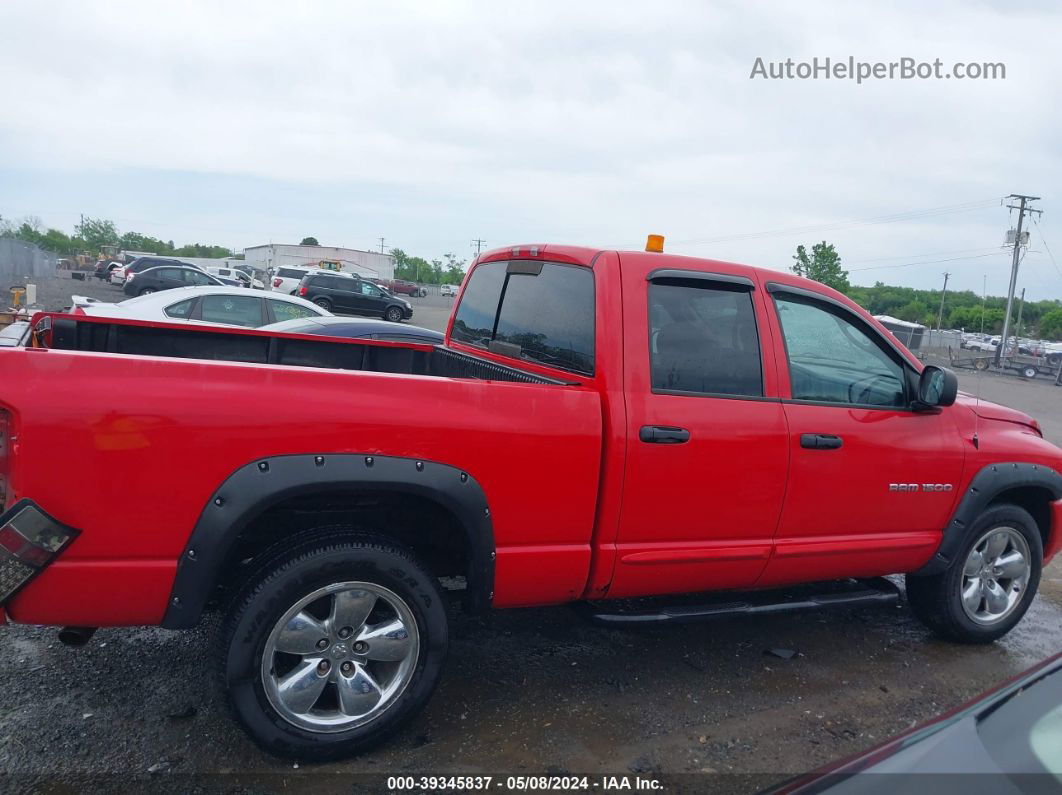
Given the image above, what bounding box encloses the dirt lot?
[1,276,1061,791]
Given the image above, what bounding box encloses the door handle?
[639,425,691,444]
[800,433,843,450]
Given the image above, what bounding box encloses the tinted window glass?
[278,268,307,279]
[164,298,196,318]
[269,299,318,322]
[452,260,594,375]
[649,280,763,397]
[181,269,212,285]
[156,268,183,280]
[451,261,507,346]
[774,294,906,407]
[200,295,263,327]
[359,281,383,297]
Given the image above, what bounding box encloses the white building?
[243,244,395,281]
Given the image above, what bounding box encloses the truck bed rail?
[31,313,571,385]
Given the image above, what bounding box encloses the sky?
[2,1,1061,299]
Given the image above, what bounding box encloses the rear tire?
[218,531,448,761]
[384,306,403,323]
[314,297,333,312]
[905,504,1041,643]
[138,287,156,296]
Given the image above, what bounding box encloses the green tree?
[791,241,849,293]
[300,237,319,246]
[75,217,119,252]
[1039,309,1062,340]
[442,252,467,285]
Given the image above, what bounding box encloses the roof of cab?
[474,241,860,315]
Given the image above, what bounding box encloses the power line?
[846,245,1002,264]
[1031,217,1062,281]
[664,197,1004,248]
[848,251,1002,273]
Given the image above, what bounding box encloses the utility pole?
[471,238,485,257]
[1015,287,1026,343]
[378,237,386,255]
[935,271,950,338]
[996,194,1042,365]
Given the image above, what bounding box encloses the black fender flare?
[161,453,494,629]
[914,461,1062,576]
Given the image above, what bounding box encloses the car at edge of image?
[261,315,443,343]
[776,651,1062,793]
[440,283,458,297]
[298,271,413,322]
[71,286,330,328]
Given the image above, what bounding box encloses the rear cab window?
[451,260,595,376]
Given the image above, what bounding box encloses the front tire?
[906,504,1042,643]
[219,532,448,761]
[384,306,403,323]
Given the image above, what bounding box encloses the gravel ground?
[2,275,1061,790]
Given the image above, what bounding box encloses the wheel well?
[213,487,471,608]
[990,486,1053,550]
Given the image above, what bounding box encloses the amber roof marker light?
[645,234,665,253]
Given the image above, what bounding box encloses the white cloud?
[1,0,1060,296]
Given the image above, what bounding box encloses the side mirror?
[916,365,958,409]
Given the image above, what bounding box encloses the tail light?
[273,278,282,288]
[299,286,308,296]
[126,271,135,281]
[0,500,79,604]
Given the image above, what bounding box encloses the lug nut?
[316,638,329,650]
[354,641,368,654]
[341,661,354,675]
[317,660,330,675]
[338,626,353,639]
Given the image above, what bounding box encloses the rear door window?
[200,295,264,327]
[648,279,763,397]
[268,299,318,322]
[278,268,307,279]
[451,260,595,375]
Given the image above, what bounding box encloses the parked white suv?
[270,266,321,295]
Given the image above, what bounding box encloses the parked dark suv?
[298,273,413,322]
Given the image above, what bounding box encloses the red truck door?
[606,263,790,599]
[757,284,965,586]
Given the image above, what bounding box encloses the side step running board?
[576,578,900,625]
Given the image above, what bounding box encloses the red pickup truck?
[2,243,1061,761]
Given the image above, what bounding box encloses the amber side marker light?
[645,234,665,253]
[0,500,80,603]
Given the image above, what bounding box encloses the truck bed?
[38,313,569,385]
[3,313,604,625]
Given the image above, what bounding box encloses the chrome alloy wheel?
[261,582,420,732]
[960,526,1031,625]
